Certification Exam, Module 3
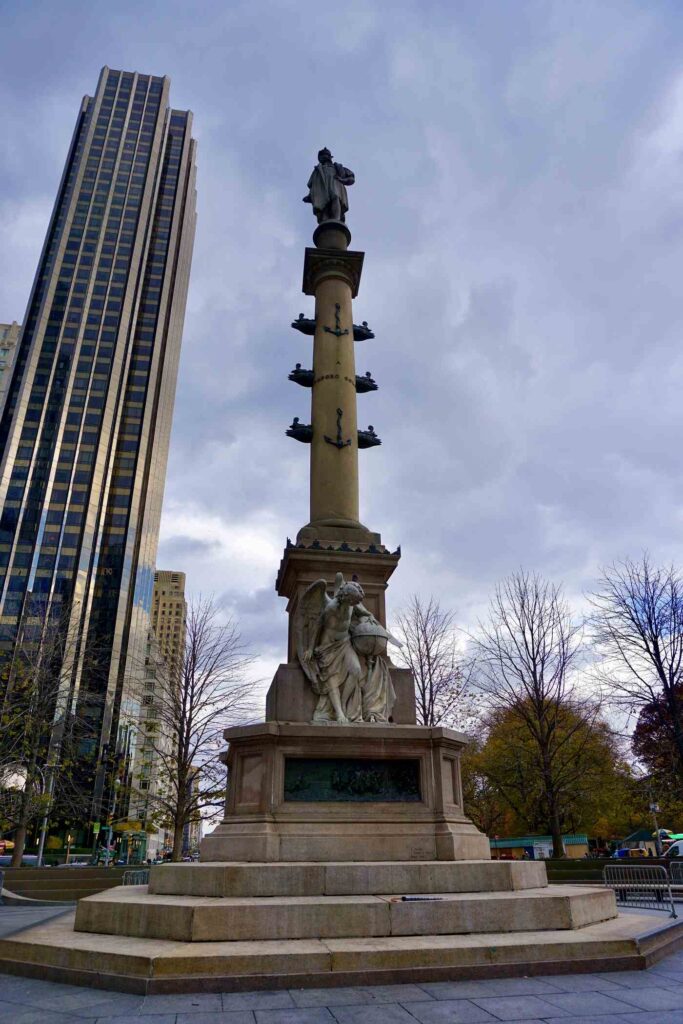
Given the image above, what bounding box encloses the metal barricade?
[669,860,683,886]
[603,863,677,917]
[122,869,149,886]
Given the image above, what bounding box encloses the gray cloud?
[3,0,683,683]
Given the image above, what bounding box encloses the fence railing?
[603,863,677,917]
[122,869,149,886]
[669,861,683,887]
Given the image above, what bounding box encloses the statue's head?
[318,148,333,164]
[337,580,364,606]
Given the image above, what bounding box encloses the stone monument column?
[199,149,491,862]
[307,222,362,530]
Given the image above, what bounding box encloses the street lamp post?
[65,832,73,865]
[650,801,664,857]
[36,762,58,868]
[102,778,121,866]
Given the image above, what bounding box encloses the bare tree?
[129,597,256,860]
[0,601,102,866]
[473,570,598,858]
[394,595,477,729]
[588,554,683,780]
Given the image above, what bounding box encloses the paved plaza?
[0,907,682,1024]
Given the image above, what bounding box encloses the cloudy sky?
[2,0,683,684]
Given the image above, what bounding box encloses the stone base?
[200,723,489,863]
[2,907,681,994]
[148,859,547,897]
[265,663,416,725]
[73,884,616,942]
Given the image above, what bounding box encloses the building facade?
[0,67,197,831]
[126,571,187,859]
[151,569,186,682]
[126,628,173,860]
[0,322,20,414]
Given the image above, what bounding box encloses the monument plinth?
[201,722,489,863]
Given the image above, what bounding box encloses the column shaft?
[310,277,359,525]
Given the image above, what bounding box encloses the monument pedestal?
[200,722,490,863]
[265,662,417,725]
[276,542,400,661]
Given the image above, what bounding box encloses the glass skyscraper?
[0,67,196,825]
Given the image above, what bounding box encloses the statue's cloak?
[306,162,353,218]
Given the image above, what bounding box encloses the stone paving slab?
[532,990,643,1015]
[327,1006,417,1024]
[596,984,683,1010]
[138,993,223,1014]
[175,1014,259,1024]
[417,979,563,998]
[609,1013,683,1024]
[93,1017,175,1024]
[525,974,632,992]
[221,993,295,1010]
[254,1009,336,1024]
[290,989,376,1008]
[468,994,575,1019]
[397,998,498,1022]
[542,1017,632,1024]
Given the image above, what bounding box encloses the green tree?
[589,555,683,783]
[0,602,101,866]
[474,570,600,857]
[466,704,644,841]
[461,739,515,838]
[631,691,683,830]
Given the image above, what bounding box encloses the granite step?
[1,908,681,994]
[149,859,547,897]
[74,884,616,942]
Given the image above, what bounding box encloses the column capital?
[302,247,364,298]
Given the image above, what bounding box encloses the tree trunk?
[540,746,565,859]
[10,823,27,868]
[171,820,185,861]
[549,806,565,859]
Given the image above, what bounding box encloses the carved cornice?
[302,247,365,298]
[285,537,401,557]
[276,541,401,597]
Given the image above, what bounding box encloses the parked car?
[0,854,38,867]
[56,856,94,867]
[665,839,683,858]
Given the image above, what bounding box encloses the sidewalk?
[1,905,683,1022]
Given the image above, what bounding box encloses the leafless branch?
[393,595,477,730]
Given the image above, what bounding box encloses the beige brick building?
[152,570,187,682]
[0,322,19,414]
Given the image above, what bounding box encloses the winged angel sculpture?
[295,573,400,724]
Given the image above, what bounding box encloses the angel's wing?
[295,578,329,691]
[385,628,403,648]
